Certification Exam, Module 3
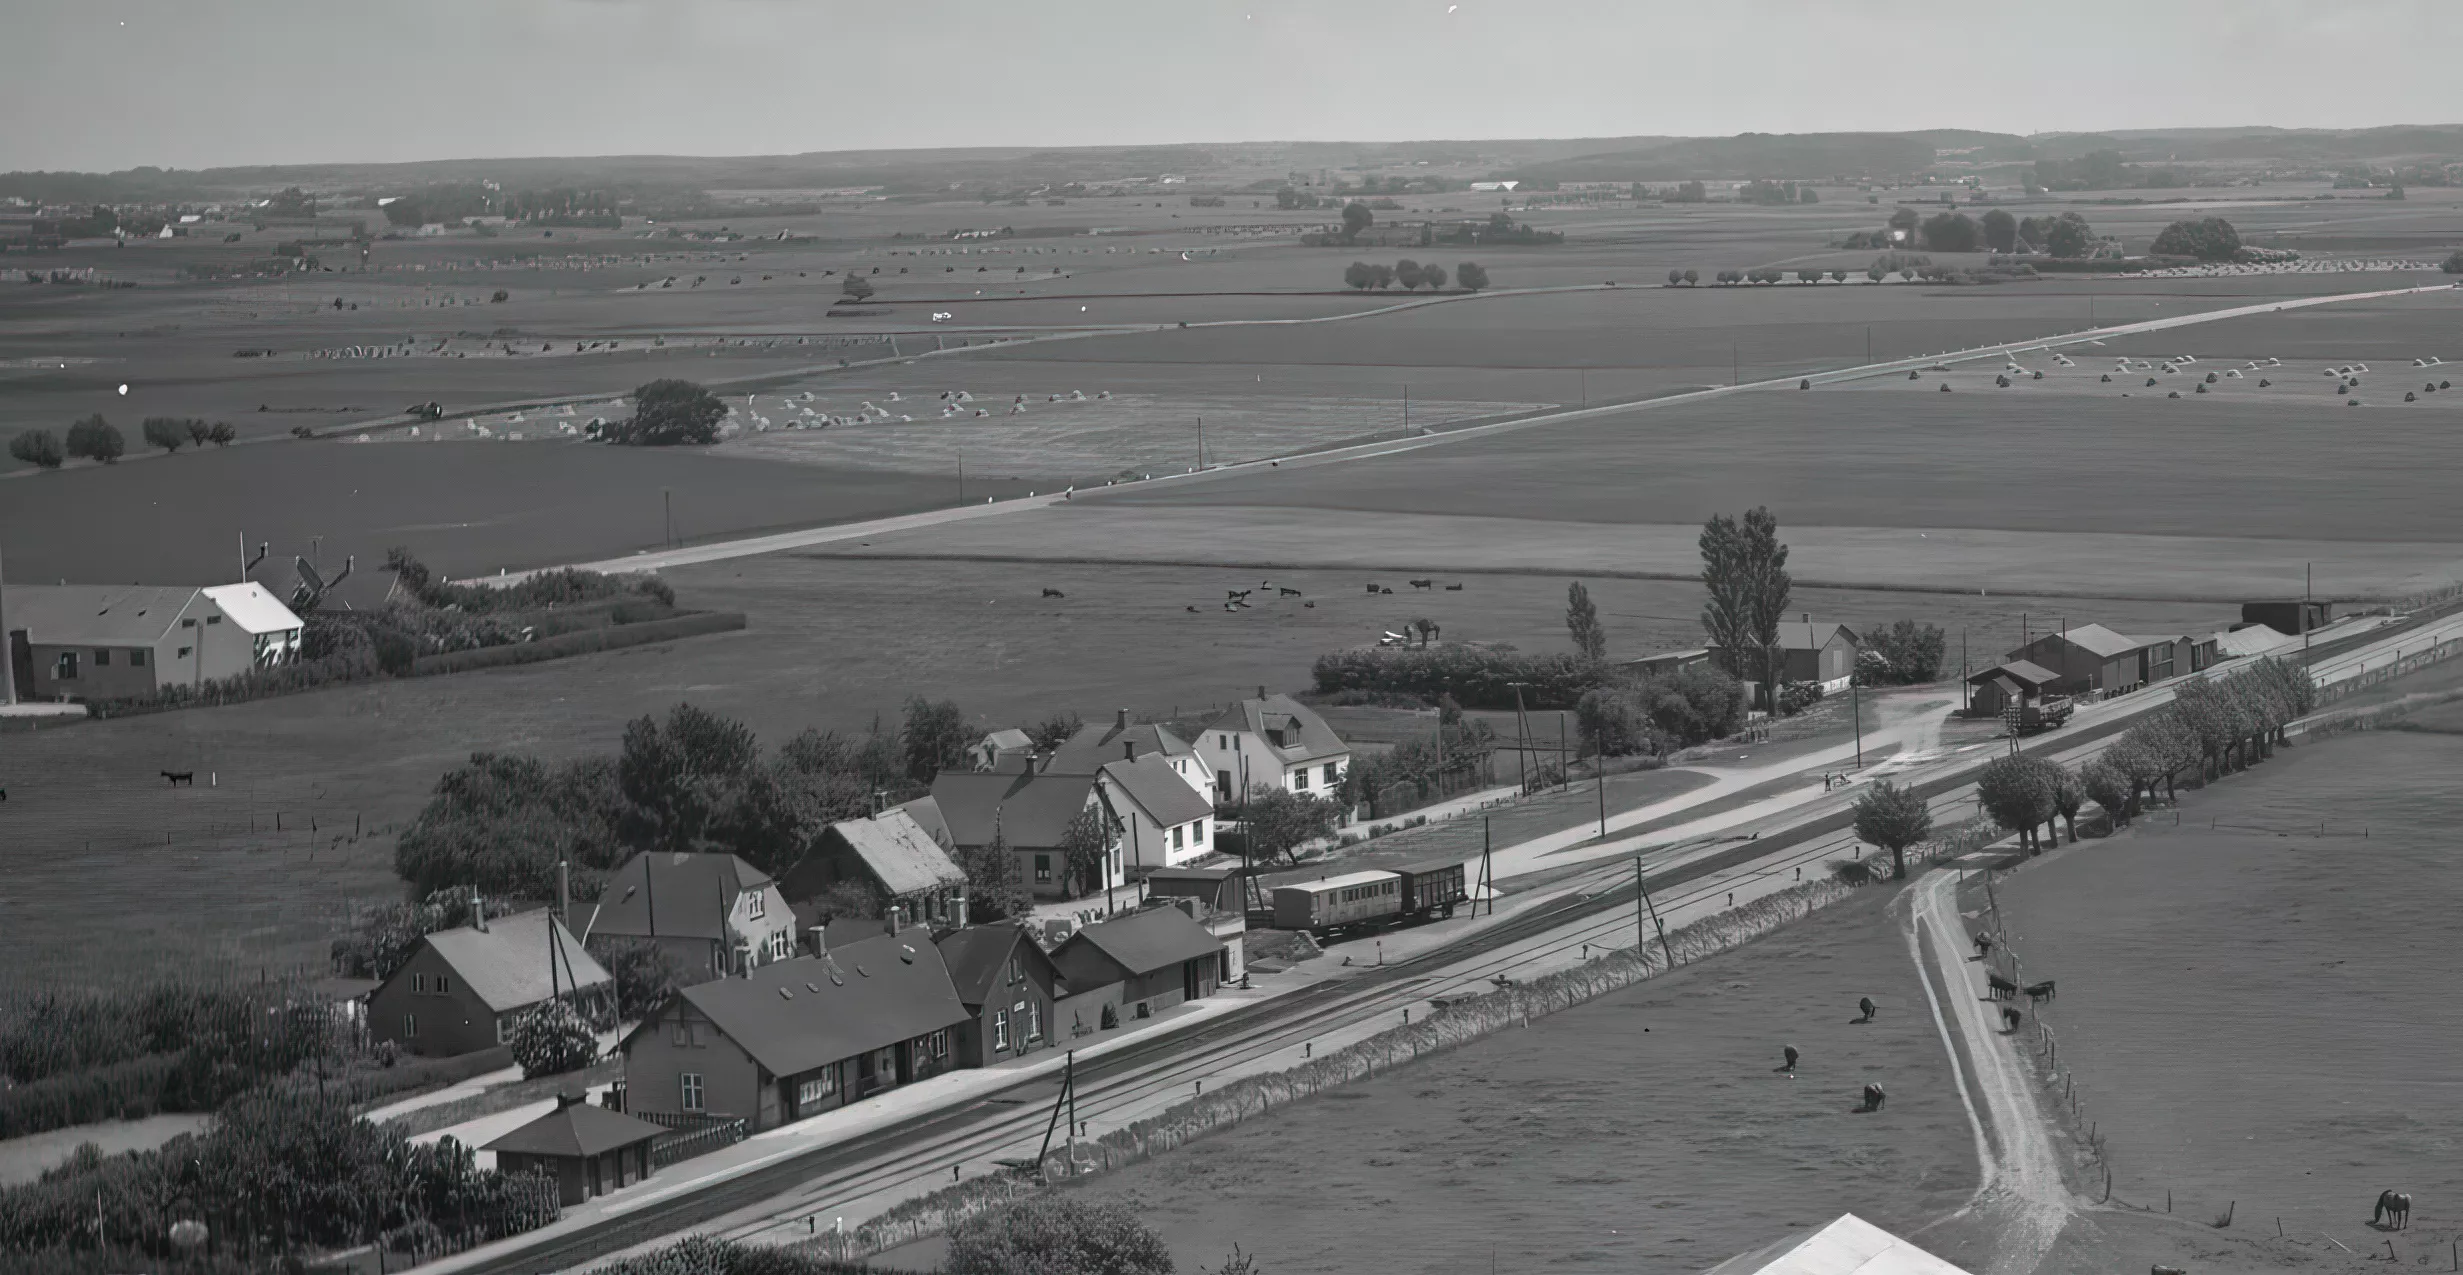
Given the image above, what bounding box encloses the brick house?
[367,909,610,1058]
[583,852,798,984]
[934,924,1065,1067]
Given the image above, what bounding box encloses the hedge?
[0,1054,184,1139]
[1311,644,1611,709]
[409,611,745,675]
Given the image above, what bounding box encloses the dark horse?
[161,770,195,787]
[2373,1190,2410,1230]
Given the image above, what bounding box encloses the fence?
[2313,634,2463,706]
[791,874,1865,1264]
[651,1117,748,1169]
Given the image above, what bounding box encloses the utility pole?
[1851,680,1863,769]
[1480,816,1494,916]
[1196,416,1204,470]
[1507,682,1534,793]
[0,547,12,705]
[1962,628,1970,714]
[1635,857,1673,969]
[2304,562,2312,651]
[958,452,967,507]
[1598,759,1607,837]
[1558,715,1568,791]
[662,488,674,549]
[1402,383,1410,431]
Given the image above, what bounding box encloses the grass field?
[1001,886,1975,1275]
[1995,728,2463,1244]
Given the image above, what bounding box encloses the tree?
[396,751,629,898]
[506,998,598,1079]
[65,414,125,464]
[1395,258,1426,289]
[1367,263,1396,289]
[901,695,970,782]
[1668,269,1684,285]
[1799,185,1819,204]
[1455,261,1489,291]
[613,379,726,446]
[946,1197,1174,1275]
[1980,208,2017,253]
[1862,620,1945,685]
[1343,260,1374,290]
[184,418,213,447]
[955,828,1033,922]
[7,428,64,469]
[1920,211,1980,253]
[2443,250,2463,274]
[1575,685,1658,757]
[1976,753,2056,854]
[1852,780,1933,879]
[615,704,799,868]
[1886,206,1921,244]
[2044,762,2086,844]
[2151,217,2241,261]
[141,417,189,453]
[1341,200,1373,243]
[595,938,686,1021]
[1025,710,1084,753]
[207,421,236,446]
[1797,268,1821,283]
[840,273,875,301]
[1421,262,1447,290]
[2078,756,2131,828]
[1698,507,1791,712]
[1058,806,1113,896]
[2043,212,2094,258]
[1241,786,1344,864]
[1564,581,1607,661]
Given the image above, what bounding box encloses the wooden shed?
[483,1093,663,1206]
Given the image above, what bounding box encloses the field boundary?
[407,610,747,675]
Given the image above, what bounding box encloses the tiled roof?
[666,929,970,1079]
[934,924,1057,1007]
[821,809,968,898]
[1100,753,1214,828]
[1,584,196,646]
[928,770,1096,849]
[1199,694,1347,764]
[1046,720,1195,773]
[483,1098,664,1158]
[587,852,772,943]
[1056,906,1223,979]
[420,910,611,1014]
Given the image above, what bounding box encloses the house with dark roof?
[1964,660,2063,718]
[1046,709,1209,794]
[1192,693,1351,803]
[1096,751,1217,873]
[3,582,303,702]
[929,769,1125,901]
[934,924,1065,1067]
[368,909,610,1058]
[619,928,971,1131]
[780,809,969,927]
[583,852,798,985]
[483,1093,664,1205]
[1050,905,1226,1023]
[2004,624,2160,697]
[1720,622,1862,700]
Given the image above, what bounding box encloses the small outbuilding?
[1964,660,2062,718]
[2241,599,2333,638]
[483,1093,664,1206]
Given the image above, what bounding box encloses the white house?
[971,728,1033,771]
[3,581,303,702]
[1193,693,1351,803]
[1096,752,1216,873]
[200,582,307,670]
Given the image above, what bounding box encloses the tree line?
[1341,259,1487,291]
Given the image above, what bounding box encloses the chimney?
[556,860,570,930]
[556,1090,583,1111]
[1256,684,1266,700]
[1116,707,1128,730]
[954,891,970,929]
[809,925,828,957]
[472,889,487,932]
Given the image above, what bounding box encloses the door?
[1184,959,1200,1003]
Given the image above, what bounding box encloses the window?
[206,615,221,625]
[411,973,427,993]
[1216,769,1231,796]
[1192,821,1204,845]
[181,618,196,629]
[496,1016,512,1044]
[177,647,191,659]
[1172,824,1185,850]
[680,1073,705,1112]
[1293,769,1309,790]
[992,1008,1011,1051]
[128,648,146,667]
[1009,956,1024,986]
[94,648,111,667]
[54,652,77,680]
[436,976,449,996]
[1323,762,1340,787]
[797,1069,838,1108]
[402,1012,418,1037]
[767,929,791,961]
[1218,734,1229,749]
[1027,1002,1043,1043]
[746,892,765,920]
[1034,854,1052,882]
[924,1029,950,1058]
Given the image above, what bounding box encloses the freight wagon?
[1393,859,1466,920]
[1271,858,1469,935]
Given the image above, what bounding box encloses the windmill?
[291,554,354,612]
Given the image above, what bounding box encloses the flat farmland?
[1994,728,2463,1243]
[0,553,2227,991]
[1016,886,1977,1275]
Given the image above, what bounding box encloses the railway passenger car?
[1272,870,1402,934]
[1392,859,1467,920]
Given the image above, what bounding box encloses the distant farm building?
[3,581,302,703]
[2242,598,2334,638]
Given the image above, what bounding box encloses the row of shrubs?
[1310,644,1610,709]
[0,981,337,1140]
[6,416,238,469]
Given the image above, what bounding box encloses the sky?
[6,0,2461,172]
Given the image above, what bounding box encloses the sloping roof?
[1046,719,1196,773]
[1775,622,1860,652]
[588,852,773,942]
[669,929,971,1078]
[823,809,968,898]
[2214,624,2297,657]
[199,582,304,635]
[1284,870,1398,894]
[1100,753,1214,828]
[1,584,196,646]
[1057,906,1223,978]
[1200,694,1347,764]
[422,910,611,1014]
[2037,623,2147,660]
[929,770,1096,849]
[978,728,1032,753]
[483,1098,664,1158]
[896,795,952,848]
[1701,1214,1974,1275]
[1966,659,2061,689]
[934,924,1055,1007]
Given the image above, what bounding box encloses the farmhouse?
[2,581,302,702]
[779,809,970,928]
[1096,751,1216,874]
[1773,622,1863,693]
[934,923,1065,1065]
[1193,693,1351,803]
[584,852,798,983]
[368,908,610,1058]
[618,927,970,1131]
[482,1093,663,1206]
[929,768,1127,900]
[1051,905,1226,1024]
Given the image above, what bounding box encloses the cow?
[1365,583,1382,594]
[2023,980,2056,1004]
[161,771,195,787]
[1227,589,1251,603]
[1409,579,1434,590]
[1041,588,1066,599]
[1278,587,1302,597]
[1858,1083,1886,1112]
[1444,582,1464,591]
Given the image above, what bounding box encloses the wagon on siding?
[1272,870,1403,935]
[1392,859,1467,921]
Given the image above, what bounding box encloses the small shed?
[1964,660,2062,718]
[1619,648,1712,677]
[2242,599,2333,637]
[483,1093,663,1206]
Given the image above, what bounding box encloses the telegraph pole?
[2304,562,2312,651]
[1195,416,1204,470]
[1851,680,1864,769]
[1507,681,1534,793]
[1636,857,1673,969]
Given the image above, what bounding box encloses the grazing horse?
[1226,589,1251,603]
[1774,1046,1798,1074]
[2374,1190,2410,1230]
[1278,587,1302,597]
[1987,973,2019,1000]
[2023,980,2057,1003]
[1041,588,1066,599]
[1858,1083,1886,1112]
[161,771,195,787]
[1409,579,1434,590]
[1444,582,1464,591]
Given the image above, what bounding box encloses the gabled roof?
[1775,622,1860,652]
[198,582,304,635]
[1055,906,1222,979]
[1,584,196,646]
[2022,622,2146,660]
[896,795,952,849]
[1702,1213,1975,1275]
[419,910,610,1014]
[2214,624,2297,657]
[587,852,773,943]
[935,924,1059,1007]
[977,728,1032,753]
[1200,694,1347,765]
[819,809,968,898]
[661,929,970,1078]
[1099,753,1214,828]
[929,770,1097,849]
[483,1098,664,1158]
[1966,659,2061,689]
[1046,719,1196,773]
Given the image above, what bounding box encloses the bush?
[507,999,600,1079]
[610,379,726,446]
[1860,620,1946,685]
[140,417,193,453]
[2151,217,2242,261]
[64,415,124,464]
[8,428,64,468]
[1776,680,1825,717]
[1310,643,1608,709]
[596,1236,889,1275]
[207,421,235,446]
[945,1196,1173,1275]
[1455,261,1489,291]
[2441,249,2463,274]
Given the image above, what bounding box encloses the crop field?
[1014,886,1977,1275]
[1994,727,2463,1246]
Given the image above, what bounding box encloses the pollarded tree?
[2078,755,2131,828]
[1976,752,2056,854]
[1059,806,1113,897]
[1852,779,1933,879]
[1683,268,1698,285]
[7,428,64,469]
[141,417,189,454]
[65,414,125,464]
[615,379,726,446]
[185,418,214,447]
[1798,268,1821,283]
[207,421,236,446]
[1421,262,1447,290]
[1395,258,1426,289]
[1367,263,1396,289]
[1456,261,1490,291]
[2045,761,2087,844]
[1344,260,1375,290]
